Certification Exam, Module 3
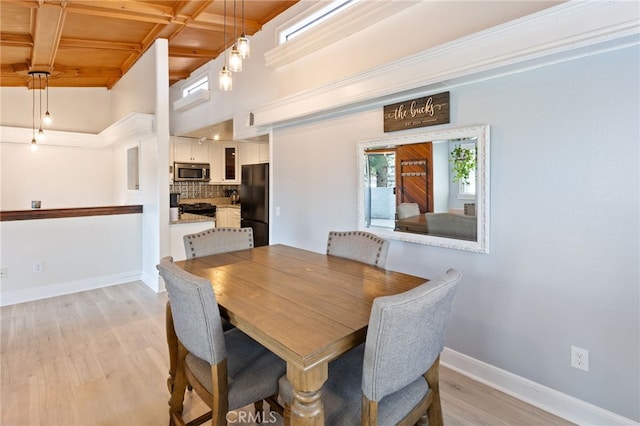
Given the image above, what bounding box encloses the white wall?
[171,0,558,138]
[0,39,169,299]
[0,86,115,211]
[108,39,170,291]
[0,87,112,133]
[0,142,112,210]
[267,1,558,97]
[270,46,639,422]
[0,214,142,306]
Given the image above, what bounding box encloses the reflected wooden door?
[396,142,433,213]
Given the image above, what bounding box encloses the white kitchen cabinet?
[172,137,210,163]
[210,142,239,184]
[238,142,269,165]
[258,143,269,163]
[239,142,259,165]
[216,206,240,228]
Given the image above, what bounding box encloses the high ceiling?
[0,0,299,89]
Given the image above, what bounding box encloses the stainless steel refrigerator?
[240,163,269,247]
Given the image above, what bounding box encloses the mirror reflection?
[357,125,490,253]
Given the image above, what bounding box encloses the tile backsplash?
[170,182,239,200]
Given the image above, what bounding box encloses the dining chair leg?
[254,401,263,423]
[168,342,189,418]
[166,301,178,394]
[425,357,444,426]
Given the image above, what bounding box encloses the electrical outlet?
[571,345,589,372]
[0,267,7,279]
[33,262,44,273]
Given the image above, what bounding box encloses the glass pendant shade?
[37,128,46,142]
[30,138,38,152]
[43,111,52,126]
[237,35,250,59]
[219,66,232,91]
[229,46,242,72]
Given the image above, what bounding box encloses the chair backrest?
[326,231,390,268]
[361,268,462,402]
[157,257,226,365]
[183,227,254,259]
[396,203,420,219]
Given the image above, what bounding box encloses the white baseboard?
[441,347,639,426]
[0,271,141,307]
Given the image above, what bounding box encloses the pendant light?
[28,70,52,149]
[219,0,232,91]
[43,73,52,126]
[37,74,45,142]
[237,0,250,59]
[30,75,38,152]
[228,0,242,72]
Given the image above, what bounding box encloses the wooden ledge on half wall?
[0,205,143,221]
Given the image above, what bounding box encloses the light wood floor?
[1,281,574,426]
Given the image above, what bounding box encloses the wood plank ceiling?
[0,0,298,89]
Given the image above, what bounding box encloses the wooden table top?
[175,244,427,369]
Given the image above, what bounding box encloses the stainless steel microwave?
[173,162,210,182]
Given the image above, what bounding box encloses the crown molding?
[100,112,155,144]
[253,1,640,127]
[0,112,155,148]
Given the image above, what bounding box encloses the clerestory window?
[278,0,359,44]
[182,76,208,98]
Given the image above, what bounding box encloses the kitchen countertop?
[170,212,215,225]
[180,197,238,206]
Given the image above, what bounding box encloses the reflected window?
[454,141,476,200]
[364,150,395,229]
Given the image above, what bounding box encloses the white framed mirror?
[357,124,490,253]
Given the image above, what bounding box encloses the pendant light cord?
[223,0,227,65]
[32,77,35,140]
[38,75,43,131]
[233,0,237,41]
[46,74,49,113]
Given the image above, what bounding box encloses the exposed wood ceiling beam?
[59,38,141,52]
[64,1,174,25]
[169,46,219,59]
[31,3,66,71]
[0,33,33,48]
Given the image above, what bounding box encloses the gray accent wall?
[270,46,639,420]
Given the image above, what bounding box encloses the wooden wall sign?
[383,91,450,132]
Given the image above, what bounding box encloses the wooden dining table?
[166,244,427,425]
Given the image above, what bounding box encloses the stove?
[179,203,216,218]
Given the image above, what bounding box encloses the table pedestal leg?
[287,363,328,425]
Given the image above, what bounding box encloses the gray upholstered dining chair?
[278,268,462,425]
[326,231,390,268]
[182,227,254,331]
[396,202,420,219]
[158,257,285,426]
[183,227,254,259]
